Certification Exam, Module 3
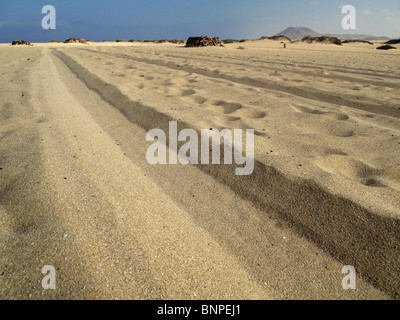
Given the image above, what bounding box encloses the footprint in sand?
[139,84,159,91]
[324,112,349,121]
[309,146,347,156]
[208,100,267,119]
[291,104,324,115]
[269,71,282,77]
[292,104,349,120]
[216,115,249,131]
[313,155,384,187]
[209,100,243,114]
[186,95,208,104]
[230,107,266,119]
[292,105,354,137]
[161,87,196,97]
[212,114,266,136]
[163,78,189,86]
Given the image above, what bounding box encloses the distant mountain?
[274,27,321,40]
[273,27,389,41]
[326,34,390,41]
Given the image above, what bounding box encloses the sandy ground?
[0,39,399,299]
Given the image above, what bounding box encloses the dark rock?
[64,38,87,44]
[11,40,32,46]
[185,36,224,47]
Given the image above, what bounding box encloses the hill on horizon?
[274,27,321,40]
[273,27,390,41]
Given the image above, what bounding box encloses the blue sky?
[0,0,399,42]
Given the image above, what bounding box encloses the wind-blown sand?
[0,40,399,299]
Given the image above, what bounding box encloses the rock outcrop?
[64,38,87,44]
[11,40,32,46]
[185,36,223,47]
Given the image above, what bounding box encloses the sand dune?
[0,40,399,299]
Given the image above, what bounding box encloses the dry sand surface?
[0,39,399,299]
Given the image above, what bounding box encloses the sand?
[0,39,399,300]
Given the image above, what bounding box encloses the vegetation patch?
[376,45,397,50]
[342,40,373,45]
[260,35,292,42]
[302,36,342,45]
[385,39,400,45]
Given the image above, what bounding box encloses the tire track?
[54,48,400,299]
[135,50,400,88]
[78,48,400,119]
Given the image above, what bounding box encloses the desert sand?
[0,39,399,299]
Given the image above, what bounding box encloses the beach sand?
[0,39,399,299]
